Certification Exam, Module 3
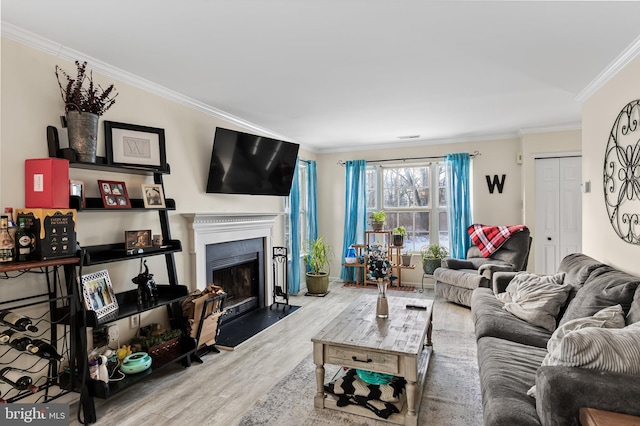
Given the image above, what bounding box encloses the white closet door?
[535,157,582,275]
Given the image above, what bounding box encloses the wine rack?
[0,258,80,404]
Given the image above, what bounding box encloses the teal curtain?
[306,160,318,243]
[445,153,472,259]
[288,159,301,294]
[340,160,367,281]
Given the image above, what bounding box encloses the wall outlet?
[130,315,139,329]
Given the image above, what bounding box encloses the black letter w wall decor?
[486,175,506,194]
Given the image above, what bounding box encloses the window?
[367,163,449,252]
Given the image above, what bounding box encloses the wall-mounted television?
[206,127,300,196]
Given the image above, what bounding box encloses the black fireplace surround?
[205,237,265,322]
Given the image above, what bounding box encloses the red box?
[25,158,69,208]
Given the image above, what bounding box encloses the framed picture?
[141,183,166,208]
[69,179,85,208]
[125,230,153,249]
[81,270,118,320]
[104,121,167,171]
[98,180,131,208]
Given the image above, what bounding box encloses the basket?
[148,337,181,368]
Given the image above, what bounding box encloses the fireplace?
[206,237,264,321]
[183,213,280,315]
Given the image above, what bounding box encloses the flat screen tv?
[206,127,300,196]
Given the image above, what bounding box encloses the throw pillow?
[545,304,625,355]
[543,321,640,371]
[498,272,569,332]
[527,316,639,398]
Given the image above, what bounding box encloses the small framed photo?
[141,183,166,208]
[125,230,153,249]
[98,180,131,208]
[69,179,85,209]
[104,121,167,172]
[81,270,118,320]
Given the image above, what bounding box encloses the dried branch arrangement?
[55,61,118,115]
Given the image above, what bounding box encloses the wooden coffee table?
[312,294,433,426]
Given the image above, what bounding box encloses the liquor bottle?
[0,310,39,332]
[0,329,15,344]
[8,332,38,354]
[15,217,34,262]
[0,367,38,393]
[3,208,17,247]
[31,339,63,361]
[0,215,14,262]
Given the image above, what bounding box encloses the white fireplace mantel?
[182,213,281,301]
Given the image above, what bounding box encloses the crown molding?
[576,33,640,104]
[519,122,582,136]
[1,21,292,143]
[317,131,521,154]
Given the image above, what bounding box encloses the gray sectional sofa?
[471,253,640,425]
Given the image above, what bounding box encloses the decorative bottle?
[0,215,14,262]
[0,310,39,332]
[0,367,39,393]
[31,339,63,361]
[8,331,38,354]
[3,208,17,248]
[15,217,34,262]
[376,279,389,318]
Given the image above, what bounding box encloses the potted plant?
[392,226,407,247]
[305,237,333,294]
[401,251,413,267]
[55,61,118,163]
[421,244,449,275]
[371,211,387,231]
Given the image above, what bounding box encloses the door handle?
[547,237,552,241]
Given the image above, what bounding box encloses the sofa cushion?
[559,265,640,326]
[433,267,487,290]
[477,336,547,426]
[472,288,551,348]
[543,321,640,372]
[498,272,569,332]
[435,281,474,307]
[627,286,640,325]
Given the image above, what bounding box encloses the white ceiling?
[3,1,640,152]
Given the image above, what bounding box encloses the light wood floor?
[64,280,474,425]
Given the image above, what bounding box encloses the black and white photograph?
[141,183,166,208]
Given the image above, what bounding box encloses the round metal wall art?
[603,99,640,244]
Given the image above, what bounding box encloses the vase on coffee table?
[376,279,389,318]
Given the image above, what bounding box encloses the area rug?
[238,329,482,425]
[342,282,417,292]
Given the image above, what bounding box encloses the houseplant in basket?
[421,244,448,275]
[305,237,333,295]
[55,61,118,163]
[392,226,407,246]
[371,211,387,231]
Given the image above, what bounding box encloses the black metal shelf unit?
[66,160,194,422]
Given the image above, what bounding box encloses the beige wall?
[316,137,525,284]
[521,129,582,271]
[582,54,640,273]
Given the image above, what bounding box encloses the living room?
[2,2,640,425]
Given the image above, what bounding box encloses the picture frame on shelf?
[98,180,131,208]
[104,121,167,171]
[81,270,118,320]
[125,229,153,249]
[141,183,166,208]
[69,179,85,209]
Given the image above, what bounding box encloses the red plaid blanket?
[467,224,527,258]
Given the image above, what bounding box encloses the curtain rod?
[337,150,481,166]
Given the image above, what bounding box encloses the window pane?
[366,168,377,209]
[438,211,449,250]
[383,167,429,209]
[438,163,447,208]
